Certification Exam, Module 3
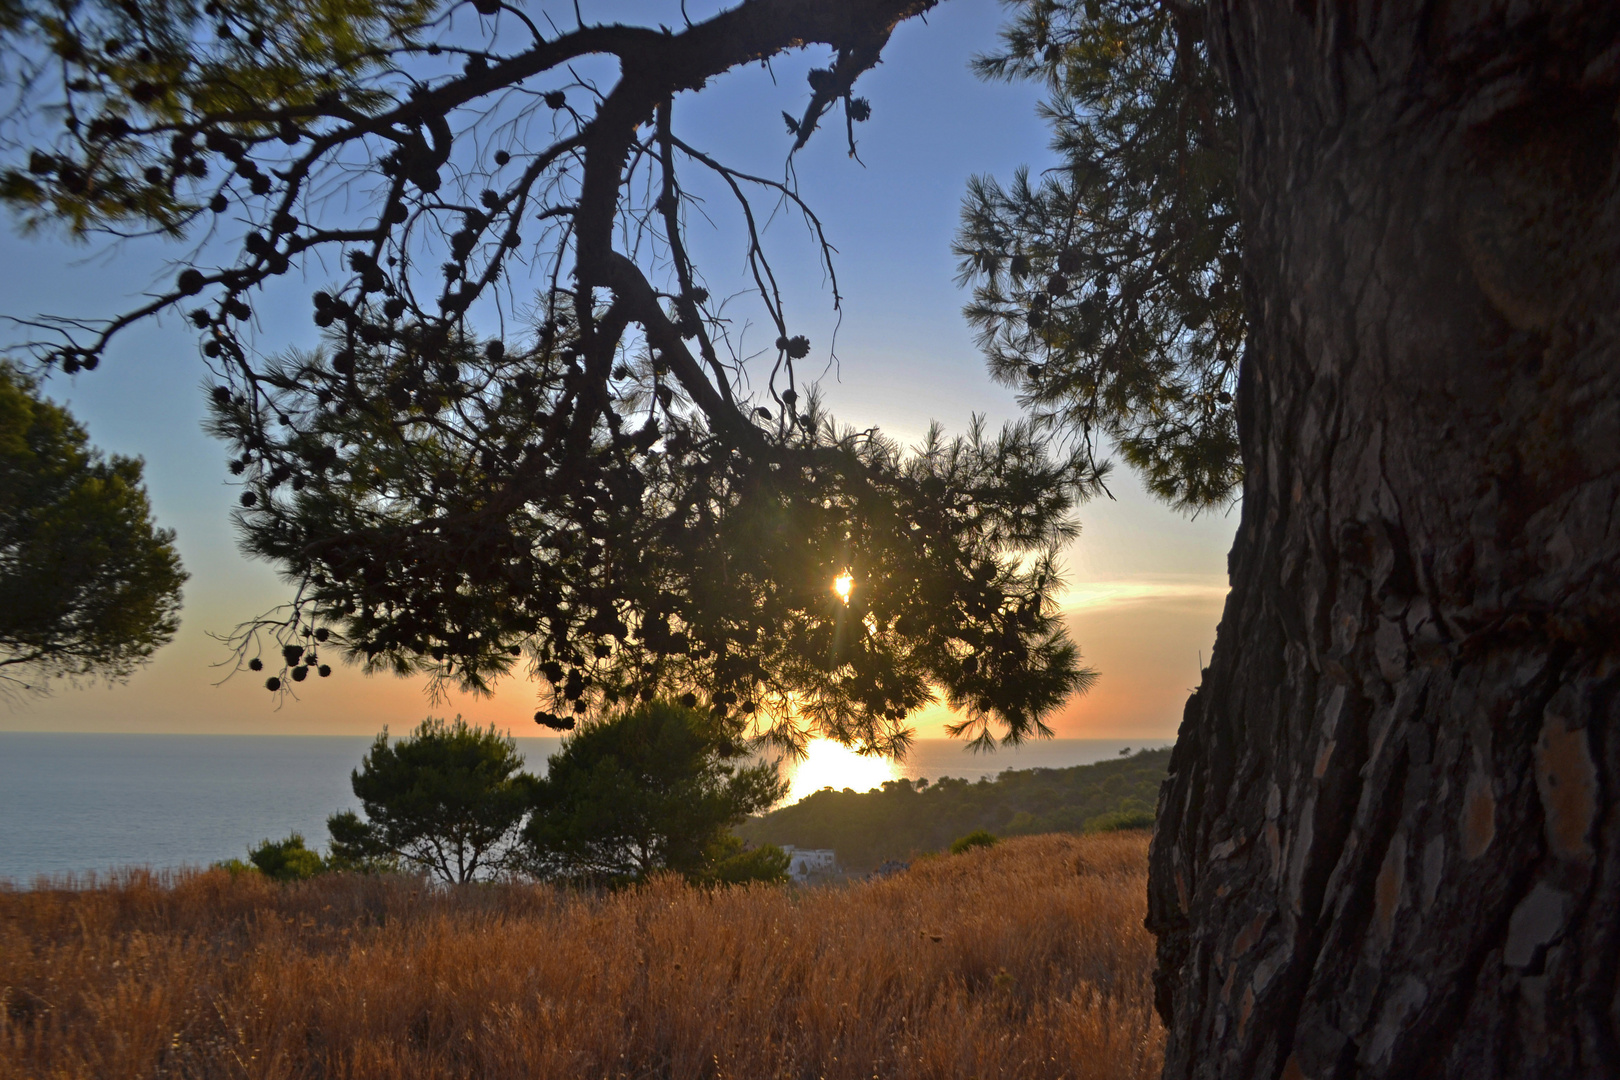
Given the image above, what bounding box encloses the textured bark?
[1146,5,1620,1079]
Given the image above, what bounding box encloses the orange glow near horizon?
[8,579,1223,743]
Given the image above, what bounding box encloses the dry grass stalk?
[0,832,1162,1080]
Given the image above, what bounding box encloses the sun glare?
[833,571,854,604]
[783,738,900,805]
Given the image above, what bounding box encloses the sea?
[0,733,1168,884]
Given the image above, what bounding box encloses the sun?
[832,571,854,604]
[783,738,899,804]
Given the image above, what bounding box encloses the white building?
[780,845,837,882]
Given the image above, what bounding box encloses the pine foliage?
[327,715,531,884]
[522,700,788,886]
[956,0,1242,510]
[0,361,186,691]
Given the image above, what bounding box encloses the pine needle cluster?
[957,0,1243,510]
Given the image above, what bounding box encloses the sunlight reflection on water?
[771,737,1167,808]
[779,739,901,805]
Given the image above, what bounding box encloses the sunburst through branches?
[3,0,1103,751]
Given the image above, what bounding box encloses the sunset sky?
[2,0,1236,740]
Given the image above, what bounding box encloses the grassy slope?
[739,746,1171,870]
[0,834,1161,1080]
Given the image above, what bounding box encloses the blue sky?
[3,0,1236,738]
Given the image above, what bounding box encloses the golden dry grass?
[0,832,1161,1080]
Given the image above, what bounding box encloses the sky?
[1,0,1237,740]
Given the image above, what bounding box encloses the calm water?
[0,733,1165,883]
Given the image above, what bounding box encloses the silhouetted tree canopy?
[956,0,1241,509]
[1,0,1099,753]
[0,361,186,692]
[522,699,788,885]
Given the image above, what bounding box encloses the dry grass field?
[0,832,1161,1080]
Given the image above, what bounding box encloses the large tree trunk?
[1146,5,1620,1078]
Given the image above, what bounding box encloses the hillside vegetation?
[741,747,1170,870]
[0,834,1160,1080]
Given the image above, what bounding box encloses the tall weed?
[0,832,1161,1079]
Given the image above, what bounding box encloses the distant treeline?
[738,747,1171,871]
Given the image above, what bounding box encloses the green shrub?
[248,833,327,881]
[1083,809,1155,833]
[949,829,998,854]
[700,837,791,886]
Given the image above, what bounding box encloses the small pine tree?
[523,700,788,886]
[328,716,533,884]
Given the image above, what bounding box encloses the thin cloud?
[1059,577,1230,613]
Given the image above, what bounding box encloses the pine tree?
[0,361,186,692]
[522,699,788,885]
[328,716,532,884]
